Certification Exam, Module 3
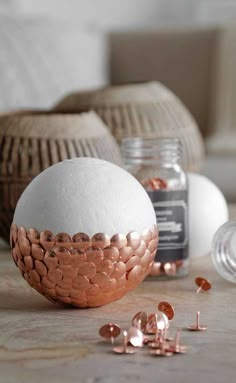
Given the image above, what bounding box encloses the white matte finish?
[188,173,229,257]
[13,158,156,236]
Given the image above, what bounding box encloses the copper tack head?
[131,311,148,332]
[113,330,137,354]
[195,277,212,293]
[145,313,157,334]
[187,311,207,331]
[163,262,176,276]
[99,323,121,344]
[128,326,144,347]
[158,301,175,320]
[145,312,169,335]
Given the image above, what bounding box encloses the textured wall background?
[0,0,236,199]
[1,1,236,28]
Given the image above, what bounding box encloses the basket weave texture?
[0,111,122,242]
[54,81,205,171]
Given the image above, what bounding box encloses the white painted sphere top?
[13,158,156,236]
[188,173,228,257]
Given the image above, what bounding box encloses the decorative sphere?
[11,158,158,307]
[188,173,228,257]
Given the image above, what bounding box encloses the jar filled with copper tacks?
[122,137,189,279]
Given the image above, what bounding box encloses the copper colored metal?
[146,312,169,336]
[128,326,144,347]
[158,301,175,320]
[132,311,148,332]
[149,262,161,277]
[113,330,137,354]
[167,328,187,354]
[99,323,121,344]
[10,223,158,308]
[175,260,184,269]
[142,177,168,191]
[195,277,212,293]
[163,262,177,276]
[149,313,171,350]
[150,261,180,277]
[187,311,207,331]
[143,335,155,345]
[150,349,173,356]
[149,328,164,349]
[150,342,174,357]
[157,312,169,330]
[145,313,157,334]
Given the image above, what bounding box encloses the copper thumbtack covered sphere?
[10,158,158,307]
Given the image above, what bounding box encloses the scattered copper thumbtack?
[146,312,169,335]
[149,313,170,349]
[158,301,175,320]
[99,323,121,344]
[113,330,137,354]
[163,262,177,276]
[187,311,207,331]
[145,313,157,335]
[132,311,148,332]
[150,342,174,357]
[168,328,187,354]
[195,277,212,293]
[149,328,165,350]
[128,326,144,347]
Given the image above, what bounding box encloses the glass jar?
[121,137,189,279]
[212,220,236,283]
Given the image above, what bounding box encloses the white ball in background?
[188,173,228,257]
[13,157,156,236]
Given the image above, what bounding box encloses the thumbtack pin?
[168,328,187,354]
[149,313,170,349]
[195,277,211,293]
[113,330,137,354]
[187,311,207,331]
[99,323,121,344]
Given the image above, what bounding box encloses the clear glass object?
[212,220,236,283]
[121,137,189,279]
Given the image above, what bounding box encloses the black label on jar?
[147,189,188,262]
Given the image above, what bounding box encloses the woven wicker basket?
[0,111,122,242]
[54,81,204,171]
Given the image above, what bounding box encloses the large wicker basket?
[54,81,204,171]
[0,111,122,242]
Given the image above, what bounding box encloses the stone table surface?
[0,205,236,383]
